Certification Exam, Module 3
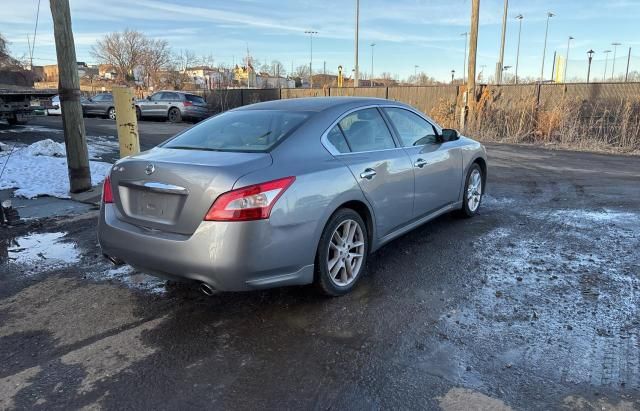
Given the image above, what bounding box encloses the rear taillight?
[183,101,193,107]
[204,176,295,221]
[102,175,113,204]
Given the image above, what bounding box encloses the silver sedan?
[98,97,487,296]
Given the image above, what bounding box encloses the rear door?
[325,107,414,238]
[98,94,113,116]
[160,92,179,117]
[382,107,462,218]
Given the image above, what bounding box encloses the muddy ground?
[1,119,639,410]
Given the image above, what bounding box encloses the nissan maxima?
[98,97,487,296]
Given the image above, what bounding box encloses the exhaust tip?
[199,282,217,296]
[104,254,125,266]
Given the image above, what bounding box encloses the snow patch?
[0,139,112,199]
[90,264,167,295]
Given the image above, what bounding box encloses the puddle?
[4,232,79,275]
[0,125,63,134]
[87,136,120,160]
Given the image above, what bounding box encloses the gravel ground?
[0,118,639,410]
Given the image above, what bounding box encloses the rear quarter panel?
[233,112,374,269]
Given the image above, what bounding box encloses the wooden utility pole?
[463,0,480,130]
[50,0,91,193]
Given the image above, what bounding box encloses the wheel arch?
[472,156,487,186]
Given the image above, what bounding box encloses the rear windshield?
[185,94,205,104]
[161,110,310,152]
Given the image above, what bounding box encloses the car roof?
[235,96,404,112]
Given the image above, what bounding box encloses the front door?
[326,108,414,238]
[141,92,163,117]
[382,107,462,218]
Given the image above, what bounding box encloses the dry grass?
[430,88,640,154]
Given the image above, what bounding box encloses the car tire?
[168,107,181,123]
[316,208,369,297]
[135,107,141,120]
[459,163,483,218]
[107,107,116,120]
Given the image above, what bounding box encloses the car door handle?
[360,169,377,180]
[414,158,428,168]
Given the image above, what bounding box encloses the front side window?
[383,108,438,147]
[92,94,103,102]
[162,110,310,152]
[338,108,395,152]
[162,92,179,101]
[149,93,163,102]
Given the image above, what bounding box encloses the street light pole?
[354,0,360,87]
[603,50,612,81]
[304,30,318,88]
[564,36,574,83]
[461,32,468,83]
[370,43,376,84]
[514,14,523,84]
[496,0,508,84]
[587,49,594,83]
[414,64,419,83]
[451,69,455,84]
[540,11,554,82]
[611,42,621,81]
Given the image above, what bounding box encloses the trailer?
[0,86,57,126]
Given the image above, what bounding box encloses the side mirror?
[146,96,151,101]
[440,128,460,142]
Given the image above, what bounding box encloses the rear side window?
[326,125,350,153]
[185,94,205,104]
[383,108,438,147]
[162,92,180,100]
[162,110,310,152]
[338,108,395,152]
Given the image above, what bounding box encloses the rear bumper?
[98,204,315,291]
[182,106,208,119]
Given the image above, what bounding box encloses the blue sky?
[1,0,640,81]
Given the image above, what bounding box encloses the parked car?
[47,95,61,115]
[136,91,208,123]
[98,97,487,296]
[48,95,90,115]
[82,93,116,119]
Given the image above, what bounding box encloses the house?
[233,64,256,88]
[42,64,59,82]
[256,73,295,88]
[98,64,117,80]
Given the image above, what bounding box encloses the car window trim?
[320,105,401,156]
[380,106,439,148]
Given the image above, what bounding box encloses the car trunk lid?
[110,148,272,235]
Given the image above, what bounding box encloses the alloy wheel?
[467,169,482,212]
[327,219,365,287]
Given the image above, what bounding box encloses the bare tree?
[0,33,21,68]
[141,38,171,88]
[293,64,309,79]
[175,49,197,72]
[407,72,439,86]
[91,29,146,82]
[270,60,285,77]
